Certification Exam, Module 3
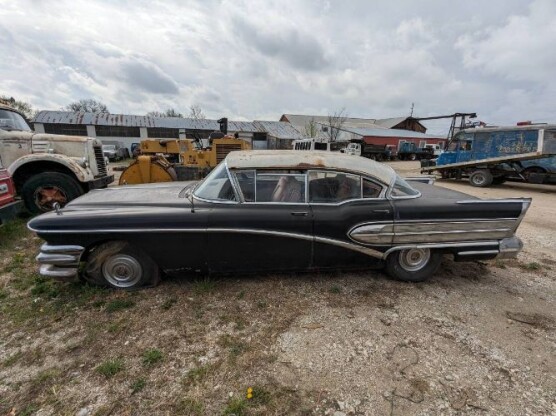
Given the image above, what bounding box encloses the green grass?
[2,351,22,367]
[96,359,124,378]
[223,397,247,415]
[0,218,27,249]
[521,262,541,271]
[183,364,211,385]
[0,288,8,300]
[105,298,135,313]
[142,348,163,366]
[329,285,342,294]
[249,386,272,406]
[176,398,204,415]
[130,378,146,394]
[161,297,177,310]
[193,277,216,294]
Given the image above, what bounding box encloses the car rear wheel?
[83,241,160,290]
[469,169,493,187]
[385,248,442,282]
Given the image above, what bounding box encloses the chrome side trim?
[349,219,516,244]
[456,198,531,204]
[456,250,499,256]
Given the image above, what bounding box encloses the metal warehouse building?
[33,111,304,151]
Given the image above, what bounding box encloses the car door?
[308,170,394,270]
[207,169,313,273]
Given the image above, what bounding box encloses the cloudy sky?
[1,0,555,133]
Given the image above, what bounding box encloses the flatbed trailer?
[421,124,556,187]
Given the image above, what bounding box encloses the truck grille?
[215,144,243,163]
[93,146,107,176]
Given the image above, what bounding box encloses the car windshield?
[391,176,420,197]
[0,109,32,131]
[194,162,236,201]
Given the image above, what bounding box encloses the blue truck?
[421,124,556,187]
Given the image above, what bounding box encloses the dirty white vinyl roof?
[225,150,396,184]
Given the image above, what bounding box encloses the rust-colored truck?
[0,103,114,214]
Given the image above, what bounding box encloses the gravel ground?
[0,160,554,415]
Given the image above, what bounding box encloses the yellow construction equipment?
[119,119,251,185]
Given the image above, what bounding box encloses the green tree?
[0,95,37,119]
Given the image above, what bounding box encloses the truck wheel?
[376,154,383,162]
[84,241,160,290]
[409,153,417,161]
[385,248,442,282]
[469,169,493,187]
[21,172,84,214]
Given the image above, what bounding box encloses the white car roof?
[225,150,395,185]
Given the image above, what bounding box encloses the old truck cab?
[0,103,114,213]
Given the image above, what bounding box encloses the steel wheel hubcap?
[399,248,431,272]
[34,186,68,211]
[102,254,142,288]
[474,174,485,185]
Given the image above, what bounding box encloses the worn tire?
[469,169,493,187]
[21,172,83,214]
[83,241,160,290]
[385,248,442,282]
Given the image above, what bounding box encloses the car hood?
[65,181,197,209]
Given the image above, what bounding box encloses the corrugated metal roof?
[33,111,222,130]
[33,111,304,139]
[342,127,444,139]
[253,121,304,139]
[373,117,409,129]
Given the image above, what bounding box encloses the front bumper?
[0,200,23,225]
[36,244,84,281]
[88,174,114,189]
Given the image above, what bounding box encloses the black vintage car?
[28,151,530,289]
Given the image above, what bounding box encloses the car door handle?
[372,209,390,214]
[291,211,308,216]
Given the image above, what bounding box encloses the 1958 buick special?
[28,151,530,289]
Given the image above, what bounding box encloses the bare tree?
[188,105,205,120]
[327,107,348,142]
[1,95,37,119]
[146,108,183,118]
[304,118,318,138]
[66,99,109,113]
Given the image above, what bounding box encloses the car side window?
[363,178,383,198]
[256,172,306,203]
[233,170,255,202]
[194,163,236,201]
[308,171,361,203]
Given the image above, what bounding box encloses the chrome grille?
[215,144,242,163]
[93,146,107,176]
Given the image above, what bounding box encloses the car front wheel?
[385,248,442,282]
[83,241,160,290]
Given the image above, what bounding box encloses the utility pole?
[410,102,414,117]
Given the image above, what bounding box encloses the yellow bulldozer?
[119,118,251,185]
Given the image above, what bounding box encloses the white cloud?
[0,0,554,128]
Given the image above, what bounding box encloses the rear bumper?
[454,236,523,261]
[497,236,523,259]
[36,244,84,281]
[0,200,23,225]
[88,174,114,189]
